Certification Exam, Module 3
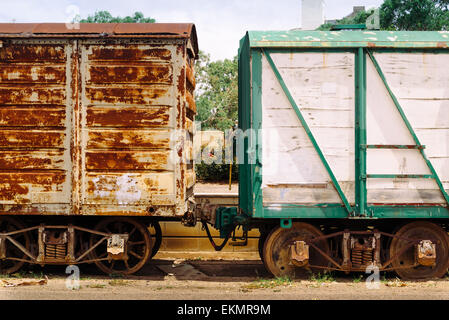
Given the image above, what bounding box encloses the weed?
[192,256,203,261]
[353,274,364,283]
[243,276,292,290]
[11,270,44,279]
[385,278,407,287]
[309,272,335,284]
[108,279,128,286]
[87,284,106,289]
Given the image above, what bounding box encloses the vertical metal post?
[355,48,367,217]
[37,225,45,264]
[251,49,263,216]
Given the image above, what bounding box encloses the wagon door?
[366,51,449,209]
[0,41,74,214]
[79,42,179,215]
[259,50,356,214]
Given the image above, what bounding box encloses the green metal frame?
[236,31,449,221]
[252,50,263,216]
[331,24,367,31]
[355,47,367,217]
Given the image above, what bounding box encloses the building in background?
[325,6,366,25]
[301,0,325,30]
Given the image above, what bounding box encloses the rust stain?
[0,108,65,127]
[0,65,66,84]
[86,106,171,127]
[0,172,66,200]
[89,47,172,61]
[0,88,65,105]
[0,131,64,148]
[86,151,171,170]
[85,87,168,105]
[186,91,196,113]
[186,63,196,88]
[0,151,64,169]
[86,175,169,195]
[0,45,65,62]
[87,130,170,149]
[88,64,173,85]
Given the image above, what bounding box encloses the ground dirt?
[1,257,449,300]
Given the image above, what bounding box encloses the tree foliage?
[381,0,449,30]
[195,51,238,131]
[318,0,449,31]
[79,11,155,23]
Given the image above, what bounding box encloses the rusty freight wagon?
[202,30,449,280]
[0,23,198,274]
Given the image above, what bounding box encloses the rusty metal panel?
[87,65,173,85]
[86,106,172,128]
[0,27,197,217]
[0,41,72,209]
[0,108,66,127]
[88,46,172,62]
[0,44,66,62]
[86,130,171,149]
[80,41,186,215]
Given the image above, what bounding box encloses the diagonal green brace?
[263,49,353,214]
[367,50,449,207]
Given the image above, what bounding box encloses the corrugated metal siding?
[0,42,72,209]
[0,36,196,217]
[81,43,178,211]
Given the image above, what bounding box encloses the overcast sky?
[0,0,384,61]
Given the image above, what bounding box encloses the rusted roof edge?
[0,23,198,56]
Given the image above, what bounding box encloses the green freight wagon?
[205,30,449,280]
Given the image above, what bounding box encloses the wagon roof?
[247,30,449,49]
[0,23,198,55]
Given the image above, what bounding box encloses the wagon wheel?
[148,221,162,258]
[89,217,152,275]
[263,222,330,278]
[389,221,449,280]
[0,217,31,274]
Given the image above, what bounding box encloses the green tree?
[79,11,155,23]
[380,0,449,30]
[318,0,449,31]
[195,51,238,131]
